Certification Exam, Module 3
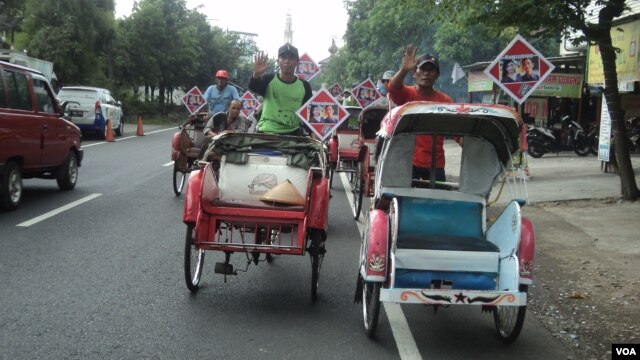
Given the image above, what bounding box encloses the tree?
[439,0,638,200]
[20,0,116,86]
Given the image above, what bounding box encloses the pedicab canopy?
[202,132,326,170]
[375,102,523,198]
[378,102,522,166]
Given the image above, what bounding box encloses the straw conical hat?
[260,179,305,206]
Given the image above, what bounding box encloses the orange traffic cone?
[136,114,145,136]
[105,119,115,142]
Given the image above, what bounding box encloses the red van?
[0,61,83,211]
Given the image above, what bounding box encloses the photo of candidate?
[517,57,540,82]
[501,59,518,83]
[322,105,338,123]
[309,104,324,123]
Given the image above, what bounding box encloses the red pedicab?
[328,105,362,189]
[349,102,389,220]
[170,112,209,196]
[182,132,330,301]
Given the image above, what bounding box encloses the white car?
[57,86,124,139]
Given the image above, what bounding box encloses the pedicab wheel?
[309,232,324,302]
[362,279,381,337]
[351,162,364,221]
[184,223,205,292]
[493,285,527,344]
[173,162,187,196]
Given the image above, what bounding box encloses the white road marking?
[163,161,175,167]
[339,172,422,360]
[17,193,102,227]
[81,127,176,147]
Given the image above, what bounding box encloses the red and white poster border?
[296,88,349,141]
[483,34,555,104]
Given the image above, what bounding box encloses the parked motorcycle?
[626,116,640,152]
[526,115,591,158]
[587,122,599,155]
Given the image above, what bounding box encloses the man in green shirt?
[249,43,313,135]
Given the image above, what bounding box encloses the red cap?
[215,70,229,78]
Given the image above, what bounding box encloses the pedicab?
[349,101,389,220]
[182,132,330,301]
[355,102,535,344]
[170,112,209,196]
[328,105,362,188]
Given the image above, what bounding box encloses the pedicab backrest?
[202,133,326,204]
[376,102,521,199]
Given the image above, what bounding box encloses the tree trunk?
[598,0,639,201]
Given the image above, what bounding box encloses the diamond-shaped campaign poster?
[328,82,343,99]
[484,35,554,104]
[239,91,261,118]
[352,78,381,109]
[181,86,206,114]
[295,53,321,82]
[296,88,348,141]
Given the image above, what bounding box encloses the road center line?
[81,127,176,147]
[339,172,422,360]
[17,193,102,227]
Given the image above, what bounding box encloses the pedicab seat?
[336,132,360,157]
[381,187,499,290]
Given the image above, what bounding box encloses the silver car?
[57,86,124,139]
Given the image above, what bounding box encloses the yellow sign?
[588,20,640,84]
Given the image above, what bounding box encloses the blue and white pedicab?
[355,102,535,344]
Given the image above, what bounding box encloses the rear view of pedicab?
[170,112,209,195]
[182,132,330,301]
[328,105,362,188]
[355,102,535,343]
[349,101,388,220]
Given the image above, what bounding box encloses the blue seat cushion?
[396,234,499,252]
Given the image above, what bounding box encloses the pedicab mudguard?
[519,216,535,285]
[171,131,181,161]
[306,172,330,231]
[182,167,205,223]
[360,209,389,282]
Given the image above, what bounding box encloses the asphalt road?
[0,126,574,359]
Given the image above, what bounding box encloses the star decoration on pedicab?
[454,292,467,303]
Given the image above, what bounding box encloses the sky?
[114,0,349,63]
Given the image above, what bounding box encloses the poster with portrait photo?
[181,86,206,114]
[484,34,554,104]
[296,88,348,141]
[352,78,381,109]
[328,82,343,99]
[294,53,321,82]
[239,91,261,118]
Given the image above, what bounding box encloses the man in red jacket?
[386,44,455,182]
